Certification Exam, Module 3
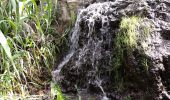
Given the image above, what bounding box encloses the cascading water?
[52,1,116,99]
[53,0,170,99]
[95,79,109,100]
[52,9,82,79]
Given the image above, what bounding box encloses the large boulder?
[53,0,170,99]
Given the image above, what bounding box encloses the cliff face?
[53,0,170,99]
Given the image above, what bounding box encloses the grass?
[0,0,70,99]
[113,16,150,90]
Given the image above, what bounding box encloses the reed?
[0,0,68,99]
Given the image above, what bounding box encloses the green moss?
[113,16,150,90]
[141,56,149,71]
[120,16,140,48]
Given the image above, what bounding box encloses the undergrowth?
[0,0,73,99]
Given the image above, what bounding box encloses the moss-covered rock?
[53,0,170,99]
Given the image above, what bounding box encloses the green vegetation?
[51,82,64,100]
[113,16,150,90]
[114,16,140,86]
[125,95,132,100]
[0,0,70,99]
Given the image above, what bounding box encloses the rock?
[53,0,170,99]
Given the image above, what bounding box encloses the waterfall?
[52,0,170,99]
[52,2,115,99]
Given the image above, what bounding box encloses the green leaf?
[0,30,12,60]
[10,0,17,12]
[51,82,64,100]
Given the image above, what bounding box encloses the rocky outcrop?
[53,0,170,99]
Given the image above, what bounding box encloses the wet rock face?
[53,0,170,99]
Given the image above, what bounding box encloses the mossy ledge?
[113,16,151,90]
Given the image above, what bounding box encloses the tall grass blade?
[10,0,16,12]
[0,30,12,60]
[0,30,20,81]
